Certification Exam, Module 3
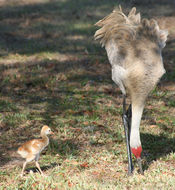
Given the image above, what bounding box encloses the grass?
[0,0,175,189]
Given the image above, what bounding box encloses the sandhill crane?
[94,7,168,175]
[17,125,54,177]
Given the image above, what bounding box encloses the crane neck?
[40,132,49,144]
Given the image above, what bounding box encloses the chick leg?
[21,161,27,177]
[35,161,44,175]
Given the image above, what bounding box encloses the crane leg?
[137,157,144,175]
[122,95,134,175]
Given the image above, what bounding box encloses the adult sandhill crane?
[94,7,168,175]
[17,125,54,177]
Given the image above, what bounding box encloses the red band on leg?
[131,146,142,158]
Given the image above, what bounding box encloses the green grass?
[0,0,175,189]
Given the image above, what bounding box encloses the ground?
[0,0,175,189]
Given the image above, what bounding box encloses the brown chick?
[17,125,54,177]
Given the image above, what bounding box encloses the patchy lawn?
[0,0,175,189]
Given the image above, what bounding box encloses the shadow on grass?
[0,56,110,167]
[0,0,174,172]
[0,0,117,56]
[141,132,175,171]
[25,162,58,174]
[0,0,173,56]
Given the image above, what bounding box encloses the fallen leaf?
[80,162,89,168]
[92,171,99,175]
[150,125,158,128]
[157,120,164,124]
[68,181,73,187]
[83,121,89,125]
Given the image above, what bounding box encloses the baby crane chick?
[17,125,54,177]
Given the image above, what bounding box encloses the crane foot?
[128,167,134,176]
[137,157,144,175]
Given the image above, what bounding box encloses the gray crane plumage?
[94,7,168,174]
